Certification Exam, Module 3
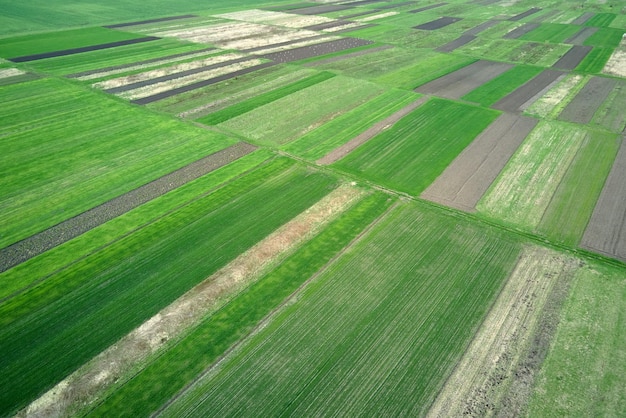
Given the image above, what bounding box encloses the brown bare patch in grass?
[18,184,365,418]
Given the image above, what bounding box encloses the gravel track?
[503,23,540,39]
[414,17,462,30]
[0,142,257,273]
[103,15,198,29]
[581,136,626,261]
[558,76,616,124]
[508,7,541,21]
[8,37,160,62]
[493,69,565,112]
[552,45,592,70]
[421,113,538,211]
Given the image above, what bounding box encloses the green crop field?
[333,98,500,195]
[2,0,625,416]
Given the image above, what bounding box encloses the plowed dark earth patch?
[103,15,197,29]
[421,114,538,211]
[304,45,394,66]
[289,5,354,15]
[492,69,565,112]
[0,142,257,273]
[436,35,476,52]
[503,23,540,39]
[464,19,499,36]
[564,27,598,45]
[571,12,595,25]
[552,45,592,70]
[409,2,447,13]
[243,34,329,52]
[581,137,626,262]
[259,38,373,63]
[509,7,541,21]
[415,60,513,99]
[8,37,160,62]
[558,76,616,123]
[414,16,462,30]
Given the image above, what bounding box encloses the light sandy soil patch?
[93,53,246,90]
[321,22,364,32]
[602,48,626,78]
[0,68,25,78]
[118,60,264,100]
[18,184,365,418]
[249,35,339,55]
[76,50,220,81]
[356,11,399,21]
[427,247,580,418]
[525,74,584,118]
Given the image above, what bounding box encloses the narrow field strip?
[558,76,617,124]
[316,96,428,165]
[422,113,538,212]
[104,15,198,29]
[524,74,585,118]
[508,7,541,21]
[436,34,476,52]
[564,27,598,45]
[552,45,592,70]
[259,37,374,63]
[0,142,256,273]
[461,65,543,107]
[493,69,565,112]
[427,247,580,418]
[21,184,366,418]
[82,192,393,418]
[158,202,521,417]
[9,37,160,62]
[243,34,338,55]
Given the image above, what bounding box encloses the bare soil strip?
[103,15,198,29]
[473,0,502,5]
[571,12,595,25]
[559,76,616,124]
[343,0,387,6]
[102,56,255,94]
[288,5,354,15]
[19,185,365,418]
[242,33,330,52]
[503,23,540,39]
[493,69,565,112]
[0,142,257,273]
[374,1,416,10]
[317,97,428,165]
[463,20,500,36]
[0,68,25,79]
[304,44,394,66]
[408,2,448,13]
[131,62,277,104]
[427,247,580,418]
[552,45,592,70]
[415,60,513,99]
[67,47,216,79]
[421,114,538,212]
[333,23,376,33]
[508,7,541,21]
[602,49,626,78]
[436,34,476,52]
[414,16,463,30]
[8,37,160,62]
[259,37,373,63]
[304,20,353,31]
[581,136,626,262]
[563,26,598,45]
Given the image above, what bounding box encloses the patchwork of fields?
[1,0,625,417]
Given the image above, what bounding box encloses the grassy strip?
[0,27,144,58]
[0,149,274,302]
[283,89,418,160]
[161,202,521,417]
[219,76,384,146]
[575,47,614,73]
[584,13,616,28]
[527,261,626,416]
[197,71,335,125]
[0,159,337,416]
[537,130,620,246]
[333,98,500,196]
[519,23,581,43]
[0,78,234,248]
[85,191,394,417]
[583,27,625,48]
[461,65,543,107]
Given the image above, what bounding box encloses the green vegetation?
[583,27,626,48]
[198,71,335,125]
[160,202,521,417]
[219,76,384,146]
[462,65,543,107]
[527,261,626,416]
[333,98,500,195]
[537,131,620,245]
[85,191,394,417]
[0,78,235,248]
[0,27,145,58]
[283,89,418,160]
[576,47,614,73]
[519,23,581,44]
[584,13,617,28]
[0,158,337,416]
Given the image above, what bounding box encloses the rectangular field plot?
[461,65,543,107]
[159,202,521,417]
[332,98,500,196]
[518,23,581,44]
[219,75,384,146]
[0,78,236,249]
[558,76,617,124]
[0,158,340,416]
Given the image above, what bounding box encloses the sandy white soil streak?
[18,184,364,418]
[427,247,579,418]
[602,48,626,78]
[0,68,25,79]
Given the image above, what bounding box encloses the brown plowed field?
[421,113,538,211]
[564,27,598,45]
[260,37,373,63]
[493,69,565,112]
[509,7,541,21]
[558,76,616,123]
[436,35,476,52]
[414,16,462,30]
[571,12,595,25]
[552,45,592,70]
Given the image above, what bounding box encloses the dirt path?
[18,184,366,418]
[316,97,428,165]
[0,142,257,274]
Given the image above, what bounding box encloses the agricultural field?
[1,0,625,417]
